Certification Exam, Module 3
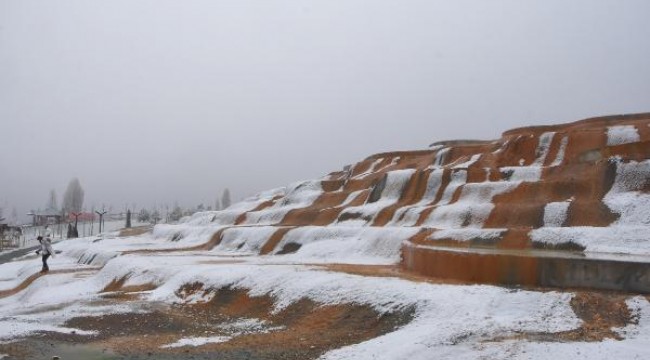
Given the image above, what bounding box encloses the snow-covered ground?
[0,226,648,359]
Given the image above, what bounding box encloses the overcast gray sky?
[1,0,649,218]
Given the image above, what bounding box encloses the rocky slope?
[171,112,650,290]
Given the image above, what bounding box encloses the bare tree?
[138,209,151,223]
[47,189,58,211]
[70,212,82,238]
[214,197,221,211]
[169,204,183,222]
[63,178,85,214]
[221,188,231,209]
[10,208,18,225]
[151,210,162,225]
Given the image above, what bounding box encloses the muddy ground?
[0,286,414,360]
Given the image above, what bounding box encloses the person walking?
[36,236,55,273]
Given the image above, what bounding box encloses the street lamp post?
[95,210,107,234]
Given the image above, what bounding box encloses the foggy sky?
[1,0,650,219]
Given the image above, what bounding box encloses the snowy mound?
[155,113,650,264]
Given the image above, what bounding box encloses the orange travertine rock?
[205,113,650,291]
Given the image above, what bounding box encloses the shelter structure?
[27,209,63,226]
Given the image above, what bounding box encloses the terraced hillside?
[2,113,650,359]
[176,112,650,291]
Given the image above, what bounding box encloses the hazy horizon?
[2,0,650,222]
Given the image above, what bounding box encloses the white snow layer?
[500,166,543,182]
[459,297,650,360]
[453,154,482,169]
[217,226,279,254]
[604,160,650,226]
[242,180,323,225]
[543,200,571,227]
[607,125,640,146]
[389,169,444,226]
[438,170,468,207]
[271,226,419,264]
[0,225,648,359]
[550,136,569,167]
[337,169,415,225]
[423,179,519,228]
[532,159,650,254]
[162,336,232,348]
[433,147,450,167]
[533,132,555,165]
[353,158,384,179]
[430,228,506,242]
[530,226,650,255]
[160,317,284,348]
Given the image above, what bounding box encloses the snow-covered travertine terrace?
[2,113,650,359]
[142,113,650,265]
